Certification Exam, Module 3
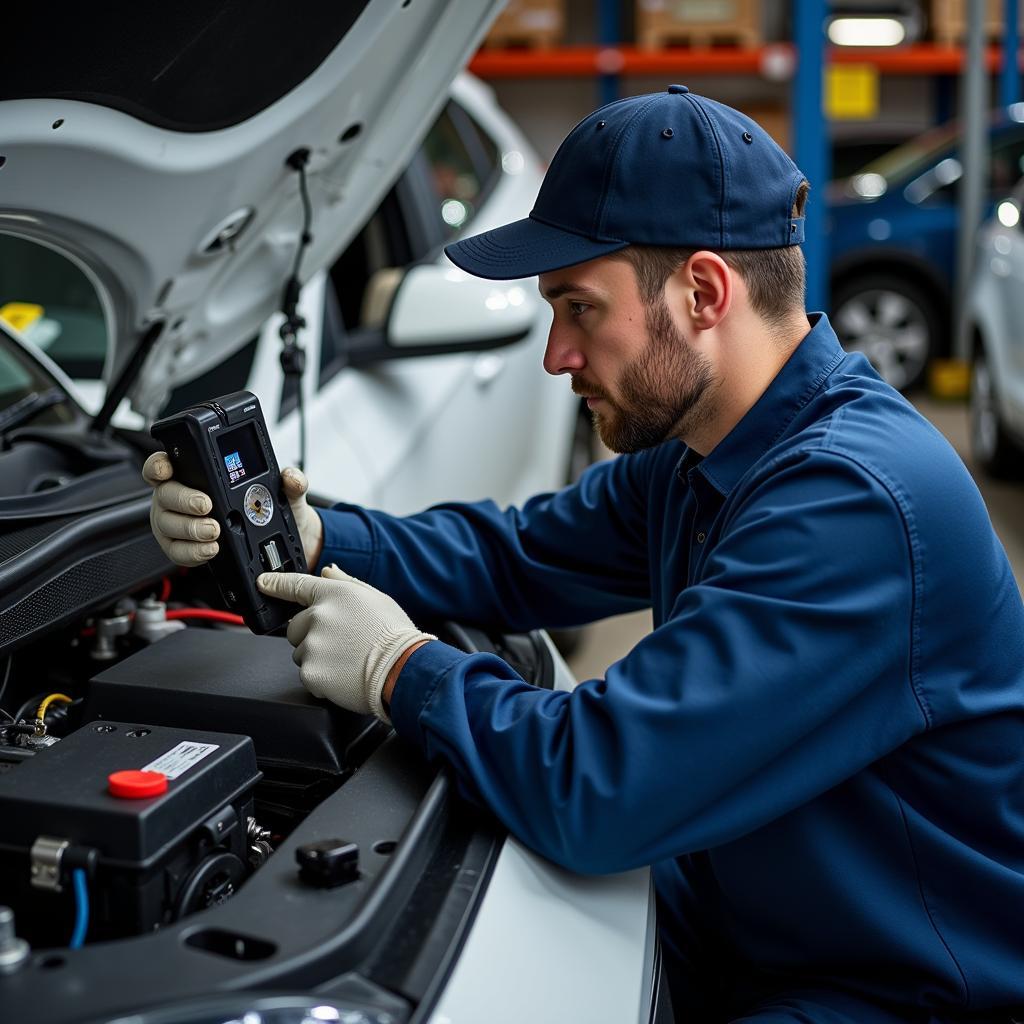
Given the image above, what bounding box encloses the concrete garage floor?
[567,395,1024,682]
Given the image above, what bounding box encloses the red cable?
[159,577,172,602]
[165,608,245,626]
[80,604,244,637]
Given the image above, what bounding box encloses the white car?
[961,183,1024,478]
[0,5,662,1023]
[0,72,584,514]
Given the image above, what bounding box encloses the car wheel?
[832,274,941,392]
[969,347,1024,479]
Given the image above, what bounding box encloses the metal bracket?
[30,836,69,892]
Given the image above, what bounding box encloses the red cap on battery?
[108,770,168,799]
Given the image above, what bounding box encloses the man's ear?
[669,251,732,330]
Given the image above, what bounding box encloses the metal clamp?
[30,836,69,892]
[91,613,133,661]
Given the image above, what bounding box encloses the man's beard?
[574,296,716,454]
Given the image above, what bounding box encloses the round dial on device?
[243,483,274,527]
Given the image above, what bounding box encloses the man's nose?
[543,323,586,377]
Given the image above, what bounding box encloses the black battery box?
[85,629,383,815]
[0,721,260,946]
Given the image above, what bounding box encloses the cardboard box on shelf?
[931,0,1018,45]
[484,0,565,50]
[635,0,762,50]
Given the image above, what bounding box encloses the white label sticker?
[142,741,219,780]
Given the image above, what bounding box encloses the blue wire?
[70,868,88,949]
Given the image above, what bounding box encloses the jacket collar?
[686,312,845,498]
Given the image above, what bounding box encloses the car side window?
[454,103,502,194]
[422,101,501,236]
[989,136,1024,196]
[289,183,418,411]
[921,133,1024,204]
[0,235,108,380]
[304,100,505,406]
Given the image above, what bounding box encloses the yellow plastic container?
[928,358,970,400]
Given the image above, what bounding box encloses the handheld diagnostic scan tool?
[150,391,307,634]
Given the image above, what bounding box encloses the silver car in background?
[962,182,1024,478]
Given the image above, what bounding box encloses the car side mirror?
[346,263,536,367]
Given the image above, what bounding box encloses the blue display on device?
[224,451,244,482]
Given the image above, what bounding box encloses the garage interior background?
[477,0,978,167]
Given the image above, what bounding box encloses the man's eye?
[569,301,589,317]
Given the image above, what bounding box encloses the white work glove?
[142,453,324,568]
[257,564,435,722]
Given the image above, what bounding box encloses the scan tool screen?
[216,423,268,486]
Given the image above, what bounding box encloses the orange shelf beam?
[468,44,1020,79]
[831,44,1012,73]
[469,45,773,78]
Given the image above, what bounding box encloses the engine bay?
[0,575,390,951]
[0,410,558,1022]
[0,543,555,1024]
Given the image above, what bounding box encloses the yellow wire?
[36,693,73,721]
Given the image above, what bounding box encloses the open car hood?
[0,1,500,418]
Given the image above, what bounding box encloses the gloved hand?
[142,453,324,567]
[257,564,435,721]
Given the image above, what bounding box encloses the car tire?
[969,347,1024,479]
[831,274,942,392]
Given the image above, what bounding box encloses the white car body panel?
[0,0,503,416]
[431,842,654,1024]
[4,71,576,510]
[256,74,573,512]
[967,215,1024,438]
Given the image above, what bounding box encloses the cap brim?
[444,216,629,280]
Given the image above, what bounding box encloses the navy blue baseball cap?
[445,85,806,281]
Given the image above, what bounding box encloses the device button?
[108,770,168,799]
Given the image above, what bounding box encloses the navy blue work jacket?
[318,314,1024,1017]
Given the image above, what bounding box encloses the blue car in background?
[828,107,1024,391]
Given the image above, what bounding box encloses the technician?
[144,87,1024,1023]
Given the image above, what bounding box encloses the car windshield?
[856,122,962,185]
[0,326,73,427]
[0,234,109,382]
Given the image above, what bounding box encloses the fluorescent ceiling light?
[828,17,907,46]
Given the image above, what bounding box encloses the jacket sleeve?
[389,449,929,874]
[315,450,656,631]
